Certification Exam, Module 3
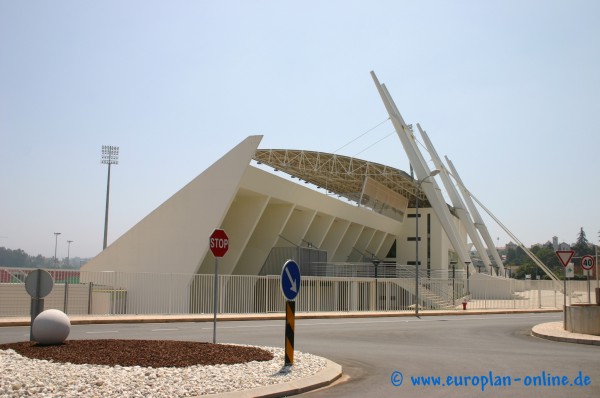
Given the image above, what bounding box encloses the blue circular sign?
[281,260,301,301]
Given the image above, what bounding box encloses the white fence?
[0,268,596,317]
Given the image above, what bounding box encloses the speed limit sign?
[581,255,595,271]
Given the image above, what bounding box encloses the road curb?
[203,359,342,398]
[531,321,600,346]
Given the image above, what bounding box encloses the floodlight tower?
[53,232,61,266]
[101,145,119,250]
[67,240,73,268]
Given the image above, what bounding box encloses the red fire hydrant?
[462,299,468,310]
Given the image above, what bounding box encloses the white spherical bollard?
[32,309,71,345]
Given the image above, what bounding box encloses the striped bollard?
[281,260,300,369]
[285,300,295,366]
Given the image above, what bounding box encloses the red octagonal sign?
[210,229,229,257]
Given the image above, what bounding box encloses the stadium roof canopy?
[252,149,432,208]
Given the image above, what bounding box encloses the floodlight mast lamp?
[414,169,440,316]
[101,146,119,250]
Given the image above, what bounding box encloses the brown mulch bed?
[0,339,274,368]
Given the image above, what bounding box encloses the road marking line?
[85,330,118,334]
[151,328,179,332]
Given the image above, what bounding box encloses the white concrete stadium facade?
[82,135,467,278]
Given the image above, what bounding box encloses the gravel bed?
[0,342,327,397]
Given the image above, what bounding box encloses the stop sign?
[209,229,229,257]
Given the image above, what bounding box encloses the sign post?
[556,250,574,330]
[581,255,595,303]
[209,229,229,344]
[594,245,600,290]
[281,260,301,368]
[24,269,54,341]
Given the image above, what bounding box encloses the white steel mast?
[445,156,506,274]
[446,156,559,286]
[371,71,474,273]
[418,125,500,276]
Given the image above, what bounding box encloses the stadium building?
[83,134,470,279]
[81,73,515,314]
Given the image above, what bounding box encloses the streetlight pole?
[53,232,61,267]
[451,261,457,304]
[101,146,119,250]
[67,240,73,268]
[414,169,440,316]
[596,242,599,290]
[596,231,599,290]
[465,261,471,296]
[372,259,380,310]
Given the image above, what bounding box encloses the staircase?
[391,278,458,310]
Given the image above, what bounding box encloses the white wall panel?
[82,135,263,275]
[276,207,316,248]
[333,223,363,262]
[234,202,294,275]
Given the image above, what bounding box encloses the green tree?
[0,247,55,268]
[514,260,537,279]
[0,247,30,267]
[504,243,527,269]
[572,227,593,257]
[512,242,562,280]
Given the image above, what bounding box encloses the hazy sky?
[1,1,599,260]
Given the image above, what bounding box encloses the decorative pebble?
[0,346,326,397]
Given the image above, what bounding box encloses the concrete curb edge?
[531,322,600,346]
[208,359,343,398]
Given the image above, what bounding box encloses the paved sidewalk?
[0,308,562,327]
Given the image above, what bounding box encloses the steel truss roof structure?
[252,149,431,208]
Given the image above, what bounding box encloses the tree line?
[0,247,86,269]
[506,227,596,280]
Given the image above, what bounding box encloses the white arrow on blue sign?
[281,260,301,301]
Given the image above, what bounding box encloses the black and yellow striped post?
[285,300,295,366]
[281,260,300,369]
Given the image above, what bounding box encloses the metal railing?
[309,262,467,279]
[0,267,594,317]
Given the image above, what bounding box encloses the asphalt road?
[1,313,599,397]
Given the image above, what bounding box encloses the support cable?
[465,189,562,289]
[352,130,396,157]
[332,117,390,154]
